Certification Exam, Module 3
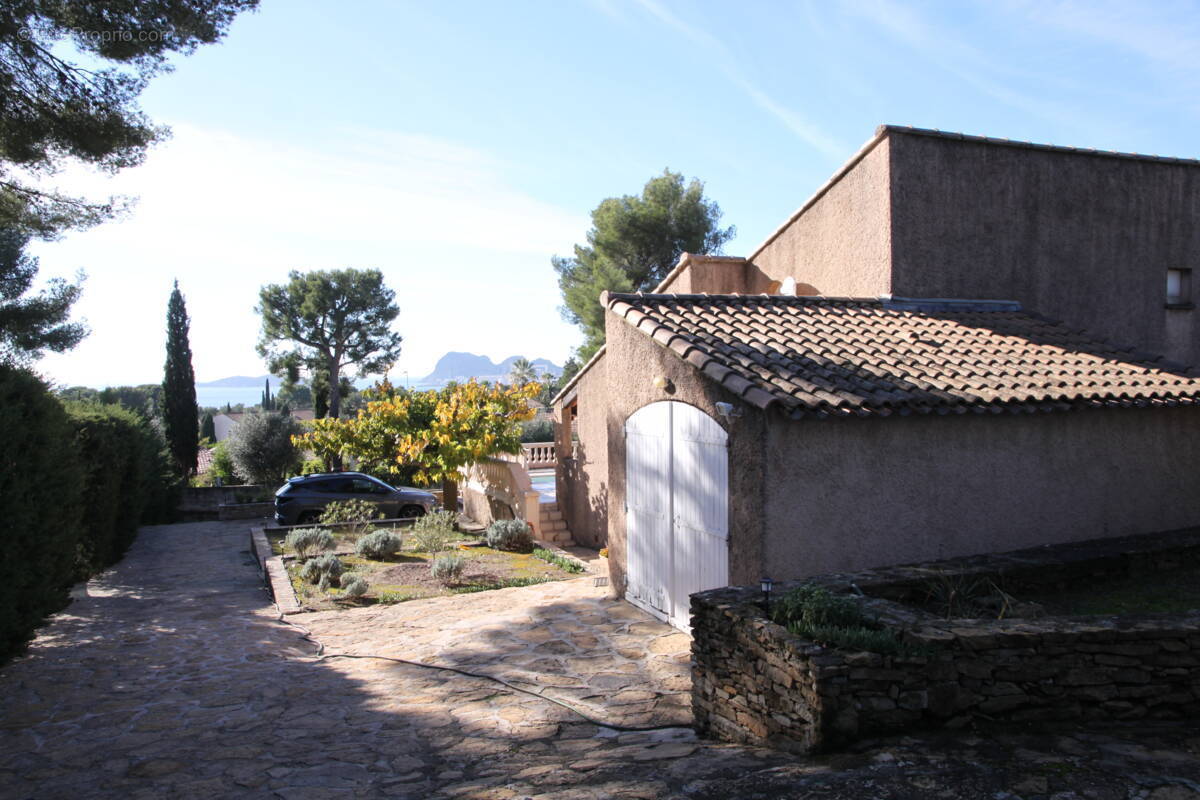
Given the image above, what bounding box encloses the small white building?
[212,409,316,442]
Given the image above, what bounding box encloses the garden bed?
[270,528,584,611]
[691,527,1200,754]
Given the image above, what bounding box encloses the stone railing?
[520,442,556,470]
[691,529,1200,753]
[460,457,541,536]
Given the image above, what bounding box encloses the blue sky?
[32,0,1200,386]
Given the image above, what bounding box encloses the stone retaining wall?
[179,485,265,510]
[691,529,1200,753]
[218,502,274,520]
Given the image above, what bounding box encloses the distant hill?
[421,353,561,385]
[197,374,281,388]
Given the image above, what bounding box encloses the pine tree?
[162,281,199,476]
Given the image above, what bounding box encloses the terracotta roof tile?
[606,293,1200,420]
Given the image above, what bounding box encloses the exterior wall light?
[761,576,774,616]
[653,376,675,393]
[715,401,742,420]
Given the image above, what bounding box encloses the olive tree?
[226,411,302,486]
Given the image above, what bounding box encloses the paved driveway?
[2,520,1199,799]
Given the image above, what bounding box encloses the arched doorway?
[624,401,729,631]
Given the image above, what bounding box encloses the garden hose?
[268,599,692,734]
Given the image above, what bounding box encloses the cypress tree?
[200,412,216,443]
[162,281,198,476]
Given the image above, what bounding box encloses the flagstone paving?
[0,519,1198,799]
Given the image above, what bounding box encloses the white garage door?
[625,401,729,631]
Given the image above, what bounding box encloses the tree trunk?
[327,353,341,420]
[326,353,344,471]
[441,478,458,514]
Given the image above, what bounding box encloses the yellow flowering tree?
[294,378,540,511]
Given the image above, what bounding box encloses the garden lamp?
[761,576,774,616]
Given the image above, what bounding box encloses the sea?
[196,381,443,411]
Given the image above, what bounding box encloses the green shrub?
[772,584,865,631]
[414,509,458,533]
[451,576,551,594]
[341,574,369,598]
[301,553,344,585]
[209,439,242,484]
[319,498,383,525]
[62,400,176,578]
[486,519,533,552]
[319,498,383,536]
[430,554,466,583]
[355,529,403,560]
[0,366,85,659]
[285,527,335,560]
[300,457,325,475]
[533,547,584,574]
[772,583,904,655]
[411,525,454,556]
[796,624,904,655]
[226,411,302,485]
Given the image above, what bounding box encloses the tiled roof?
[605,292,1200,420]
[198,446,215,474]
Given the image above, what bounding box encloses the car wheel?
[399,505,426,519]
[296,510,320,525]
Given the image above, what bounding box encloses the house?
[212,409,316,441]
[553,125,1200,630]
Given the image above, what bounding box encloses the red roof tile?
[606,293,1200,420]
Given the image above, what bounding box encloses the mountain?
[421,353,561,385]
[197,374,281,388]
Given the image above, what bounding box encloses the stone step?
[541,521,567,533]
[539,510,564,523]
[540,503,559,513]
[543,531,574,545]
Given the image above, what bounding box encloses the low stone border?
[691,528,1200,753]
[250,527,302,615]
[264,517,419,534]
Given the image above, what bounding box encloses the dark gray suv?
[274,472,438,526]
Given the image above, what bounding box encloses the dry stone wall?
[691,529,1200,753]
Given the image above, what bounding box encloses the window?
[1167,268,1192,307]
[351,478,390,495]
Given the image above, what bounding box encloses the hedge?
[62,401,177,578]
[0,366,85,658]
[0,366,179,660]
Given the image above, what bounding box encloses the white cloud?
[847,0,1152,142]
[31,123,588,387]
[1009,0,1200,84]
[630,0,850,160]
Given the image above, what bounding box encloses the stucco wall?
[603,314,768,597]
[749,137,893,297]
[657,256,750,294]
[761,406,1200,579]
[888,132,1200,366]
[555,355,610,548]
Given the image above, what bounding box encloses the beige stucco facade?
[761,407,1200,579]
[554,355,609,548]
[886,132,1200,367]
[553,124,1200,599]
